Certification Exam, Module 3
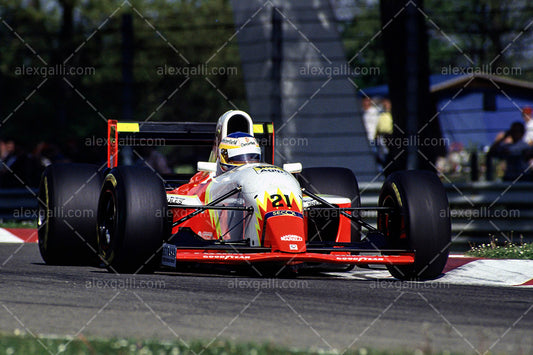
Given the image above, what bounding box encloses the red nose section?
[264,214,306,253]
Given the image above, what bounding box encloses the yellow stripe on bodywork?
[253,124,264,134]
[205,184,222,239]
[253,123,273,134]
[117,122,140,132]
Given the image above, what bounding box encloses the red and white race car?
[38,110,451,280]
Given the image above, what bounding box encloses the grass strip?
[0,220,37,229]
[0,333,468,355]
[467,241,533,259]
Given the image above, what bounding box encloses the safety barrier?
[360,181,533,249]
[2,182,532,249]
[0,188,38,221]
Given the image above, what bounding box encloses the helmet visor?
[227,146,261,164]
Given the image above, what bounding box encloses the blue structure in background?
[361,74,533,149]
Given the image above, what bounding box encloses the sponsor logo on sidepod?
[167,195,185,204]
[280,235,303,242]
[203,255,251,260]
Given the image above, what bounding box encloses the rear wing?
[107,120,274,168]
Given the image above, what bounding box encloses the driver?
[217,132,261,174]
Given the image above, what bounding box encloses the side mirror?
[283,163,302,174]
[197,161,217,173]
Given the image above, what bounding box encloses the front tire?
[378,170,451,280]
[38,163,104,265]
[97,166,169,273]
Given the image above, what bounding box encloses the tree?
[341,0,386,88]
[0,0,247,156]
[341,0,533,83]
[425,0,533,78]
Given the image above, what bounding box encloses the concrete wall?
[231,0,378,181]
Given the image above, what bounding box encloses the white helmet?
[218,132,261,173]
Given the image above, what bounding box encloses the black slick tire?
[378,170,451,280]
[97,166,169,273]
[38,163,104,265]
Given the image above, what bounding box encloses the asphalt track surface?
[1,244,533,354]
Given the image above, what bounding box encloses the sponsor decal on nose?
[280,235,303,242]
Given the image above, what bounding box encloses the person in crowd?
[33,142,69,167]
[135,147,171,174]
[361,97,379,142]
[0,138,19,187]
[0,139,16,167]
[375,99,393,167]
[0,139,47,188]
[376,99,393,139]
[488,121,530,181]
[522,106,533,145]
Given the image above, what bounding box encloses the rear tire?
[38,163,104,265]
[298,167,361,243]
[378,170,451,280]
[97,166,169,273]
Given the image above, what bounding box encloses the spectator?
[0,138,53,188]
[375,99,393,167]
[376,99,393,139]
[0,140,7,160]
[1,139,16,167]
[33,142,69,167]
[488,121,530,181]
[522,106,533,145]
[361,97,379,142]
[0,138,18,187]
[135,147,171,174]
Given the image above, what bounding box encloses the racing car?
[38,110,451,280]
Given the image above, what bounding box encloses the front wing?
[161,243,415,268]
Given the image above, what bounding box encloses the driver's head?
[218,132,261,173]
[509,121,525,142]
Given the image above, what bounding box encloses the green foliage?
[0,333,468,355]
[425,0,533,76]
[0,0,246,153]
[341,1,386,88]
[3,0,533,155]
[0,220,37,228]
[341,0,533,88]
[467,239,533,259]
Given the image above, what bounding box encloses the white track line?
[442,259,533,287]
[327,259,533,287]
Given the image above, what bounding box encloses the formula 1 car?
[38,110,451,280]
